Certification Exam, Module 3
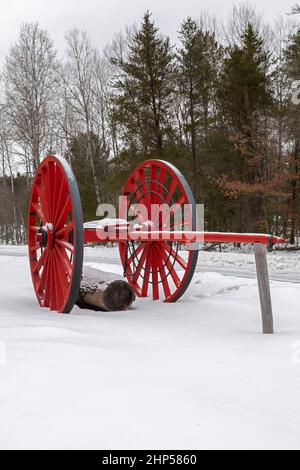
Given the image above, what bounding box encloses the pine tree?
[67,133,114,221]
[177,17,223,198]
[283,28,300,242]
[111,11,174,159]
[219,23,272,139]
[216,23,274,232]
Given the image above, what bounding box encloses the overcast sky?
[0,0,295,61]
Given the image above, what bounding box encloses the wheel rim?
[119,159,198,302]
[28,155,83,313]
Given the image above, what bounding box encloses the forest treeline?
[0,4,300,244]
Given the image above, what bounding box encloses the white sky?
[0,0,296,61]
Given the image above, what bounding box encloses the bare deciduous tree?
[223,2,264,46]
[3,23,57,173]
[0,106,26,244]
[289,4,300,15]
[63,28,104,203]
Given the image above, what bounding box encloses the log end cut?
[101,280,136,311]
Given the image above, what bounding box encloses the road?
[1,246,299,284]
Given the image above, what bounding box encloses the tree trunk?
[290,139,299,245]
[86,130,102,205]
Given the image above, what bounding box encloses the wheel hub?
[37,223,55,249]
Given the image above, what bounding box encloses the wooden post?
[254,243,274,334]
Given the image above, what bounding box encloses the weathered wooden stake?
[254,243,274,334]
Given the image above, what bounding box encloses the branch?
[288,4,300,15]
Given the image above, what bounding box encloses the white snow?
[198,249,300,273]
[85,245,300,273]
[0,245,299,450]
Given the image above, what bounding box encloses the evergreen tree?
[219,23,272,139]
[215,23,274,231]
[283,29,300,242]
[67,133,114,222]
[177,18,223,198]
[111,11,174,160]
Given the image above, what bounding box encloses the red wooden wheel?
[119,159,199,302]
[28,156,83,313]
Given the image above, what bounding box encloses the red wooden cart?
[28,155,286,314]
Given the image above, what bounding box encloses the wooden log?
[76,266,136,312]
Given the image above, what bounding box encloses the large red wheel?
[119,160,199,302]
[28,156,83,313]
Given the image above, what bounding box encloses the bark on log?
[76,266,135,312]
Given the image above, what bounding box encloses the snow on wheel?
[119,159,199,302]
[28,155,83,313]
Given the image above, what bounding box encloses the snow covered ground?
[0,245,299,450]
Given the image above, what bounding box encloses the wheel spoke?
[153,244,171,299]
[41,165,52,222]
[127,179,144,206]
[156,243,181,288]
[52,251,62,311]
[33,248,48,274]
[52,164,62,224]
[56,195,72,230]
[137,168,151,212]
[56,244,73,277]
[157,167,166,196]
[49,254,57,311]
[35,183,49,221]
[150,166,158,206]
[141,246,151,297]
[125,180,149,226]
[43,253,52,308]
[55,221,75,239]
[174,194,186,207]
[150,165,157,189]
[53,179,68,225]
[50,249,61,311]
[126,243,144,266]
[151,247,159,301]
[56,238,75,254]
[47,160,56,222]
[54,246,69,298]
[132,244,149,285]
[165,179,178,204]
[37,250,49,294]
[162,243,187,270]
[32,202,47,224]
[55,248,70,310]
[30,243,40,252]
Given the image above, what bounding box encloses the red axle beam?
[83,228,286,245]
